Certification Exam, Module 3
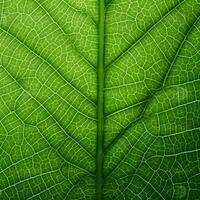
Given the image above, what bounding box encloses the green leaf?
[0,0,200,199]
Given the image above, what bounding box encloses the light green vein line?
[0,170,60,192]
[104,15,200,178]
[26,179,66,200]
[34,0,97,70]
[162,15,200,87]
[105,0,186,70]
[0,64,95,168]
[62,0,97,25]
[0,27,96,108]
[96,0,105,199]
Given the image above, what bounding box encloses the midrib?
[96,0,105,199]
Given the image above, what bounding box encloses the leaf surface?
[0,0,200,199]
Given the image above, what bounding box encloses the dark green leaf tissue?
[0,0,200,199]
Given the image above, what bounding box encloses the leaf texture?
[0,0,200,199]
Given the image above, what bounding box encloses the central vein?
[96,0,105,199]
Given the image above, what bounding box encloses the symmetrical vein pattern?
[0,0,200,199]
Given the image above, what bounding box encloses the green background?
[0,0,200,199]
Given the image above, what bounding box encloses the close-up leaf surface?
[0,0,200,199]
